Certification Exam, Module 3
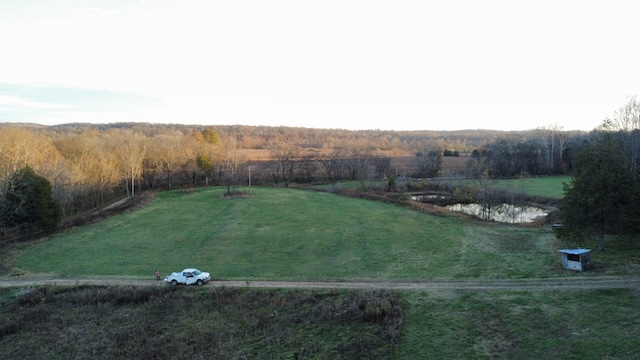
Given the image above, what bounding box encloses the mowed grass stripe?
[13,187,557,280]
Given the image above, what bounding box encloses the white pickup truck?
[164,268,211,286]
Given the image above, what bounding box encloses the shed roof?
[558,248,591,255]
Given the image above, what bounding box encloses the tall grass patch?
[0,285,402,359]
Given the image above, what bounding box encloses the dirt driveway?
[1,276,638,291]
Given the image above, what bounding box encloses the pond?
[445,203,548,223]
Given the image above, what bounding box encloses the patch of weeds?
[0,286,403,359]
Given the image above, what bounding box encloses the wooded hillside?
[0,122,589,228]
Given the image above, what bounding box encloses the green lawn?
[13,187,561,280]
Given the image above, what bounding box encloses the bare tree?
[111,130,147,198]
[466,150,488,179]
[270,142,299,186]
[414,148,442,178]
[0,128,57,193]
[539,124,570,175]
[535,126,555,175]
[602,96,640,177]
[344,149,371,181]
[370,157,391,180]
[485,135,523,178]
[146,134,184,188]
[556,130,571,174]
[318,149,346,183]
[223,157,244,195]
[474,176,504,221]
[219,138,247,195]
[180,134,200,185]
[295,150,318,183]
[56,134,121,208]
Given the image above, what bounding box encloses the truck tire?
[172,279,178,286]
[197,279,203,286]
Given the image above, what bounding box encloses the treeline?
[44,122,496,153]
[467,130,589,178]
[0,120,607,233]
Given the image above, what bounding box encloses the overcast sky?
[1,0,639,131]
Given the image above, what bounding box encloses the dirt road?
[1,276,639,291]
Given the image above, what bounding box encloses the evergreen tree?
[196,153,215,186]
[558,133,636,251]
[0,166,63,231]
[201,128,221,145]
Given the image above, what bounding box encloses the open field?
[11,187,569,279]
[317,176,570,199]
[477,176,569,199]
[433,176,570,199]
[4,186,640,359]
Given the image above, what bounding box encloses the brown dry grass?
[0,285,402,359]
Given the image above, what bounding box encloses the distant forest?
[0,121,595,215]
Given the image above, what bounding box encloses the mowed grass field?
[13,187,561,280]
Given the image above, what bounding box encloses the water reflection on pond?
[445,203,548,223]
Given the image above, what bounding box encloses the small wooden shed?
[558,248,592,271]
